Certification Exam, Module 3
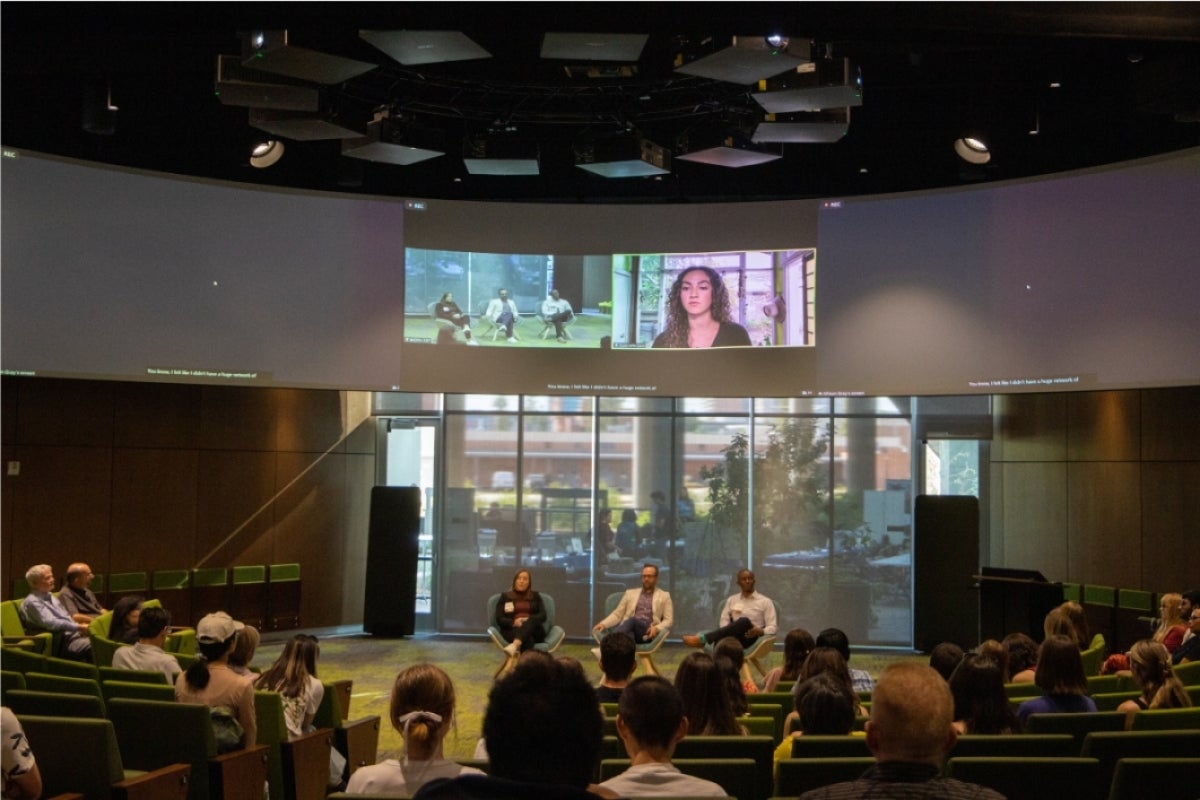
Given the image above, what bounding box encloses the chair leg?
[494,653,516,679]
[639,654,660,676]
[749,656,768,678]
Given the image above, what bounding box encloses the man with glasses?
[57,562,106,622]
[593,564,673,644]
[1171,608,1200,665]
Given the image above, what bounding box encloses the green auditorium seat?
[256,688,335,800]
[1024,711,1127,753]
[775,757,875,797]
[1129,706,1200,730]
[5,688,106,719]
[1106,757,1200,800]
[946,756,1103,800]
[312,679,381,786]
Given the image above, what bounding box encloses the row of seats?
[1,659,379,800]
[1061,582,1180,655]
[6,563,301,632]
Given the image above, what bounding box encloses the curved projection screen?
[3,147,1198,397]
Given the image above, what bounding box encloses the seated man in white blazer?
[593,563,673,644]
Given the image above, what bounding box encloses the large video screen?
[3,147,1198,397]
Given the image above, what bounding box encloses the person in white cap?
[175,611,256,748]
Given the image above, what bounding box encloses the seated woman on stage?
[494,569,546,656]
[434,292,475,344]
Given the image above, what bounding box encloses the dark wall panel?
[110,448,200,570]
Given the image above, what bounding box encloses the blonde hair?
[390,663,456,759]
[1128,640,1192,710]
[1154,594,1185,642]
[868,662,953,763]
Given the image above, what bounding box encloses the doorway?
[382,418,440,630]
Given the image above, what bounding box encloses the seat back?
[16,713,125,799]
[88,629,127,667]
[1091,690,1141,711]
[600,757,755,800]
[946,756,1103,800]
[1086,674,1123,695]
[672,735,774,800]
[256,688,334,800]
[1081,730,1200,787]
[1,599,53,654]
[43,653,101,680]
[25,670,103,698]
[99,665,170,684]
[102,679,177,703]
[535,592,566,651]
[151,569,192,627]
[107,696,216,800]
[1170,659,1200,686]
[0,669,27,696]
[949,733,1076,759]
[312,680,381,784]
[1025,711,1128,753]
[746,702,784,742]
[1130,706,1200,730]
[5,688,106,718]
[190,567,230,626]
[1080,633,1107,677]
[0,645,46,674]
[788,734,872,759]
[267,563,302,631]
[740,715,775,739]
[231,565,267,629]
[1106,756,1200,800]
[109,570,149,595]
[776,757,875,797]
[1113,588,1154,652]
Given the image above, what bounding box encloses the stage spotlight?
[954,136,991,164]
[764,33,789,52]
[250,140,285,168]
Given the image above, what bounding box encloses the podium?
[977,566,1063,642]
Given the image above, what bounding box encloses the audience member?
[415,656,608,800]
[762,627,815,691]
[786,647,862,735]
[673,651,744,736]
[949,653,1017,735]
[346,663,482,795]
[592,564,673,645]
[1154,593,1188,653]
[541,289,575,343]
[107,595,144,645]
[1116,639,1192,728]
[1178,590,1199,634]
[973,639,1006,674]
[773,674,859,765]
[682,569,777,652]
[494,569,547,657]
[19,563,91,660]
[1048,601,1091,649]
[255,634,324,736]
[928,642,965,683]
[57,562,106,621]
[1001,632,1039,683]
[111,605,180,683]
[711,638,751,716]
[816,627,874,692]
[798,662,1004,799]
[1016,635,1097,729]
[227,624,260,678]
[175,611,256,749]
[597,631,637,703]
[1,706,43,800]
[1170,607,1200,665]
[1042,605,1083,648]
[599,676,726,798]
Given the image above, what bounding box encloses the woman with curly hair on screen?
[652,266,751,349]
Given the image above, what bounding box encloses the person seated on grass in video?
[598,675,726,798]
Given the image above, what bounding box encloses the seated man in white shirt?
[682,568,777,650]
[19,563,92,660]
[599,675,725,798]
[484,288,521,343]
[541,289,575,342]
[112,605,180,683]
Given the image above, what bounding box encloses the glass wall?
[430,393,913,647]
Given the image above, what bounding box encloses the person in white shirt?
[1,706,42,800]
[484,288,521,343]
[598,675,726,798]
[111,605,180,683]
[345,663,482,795]
[682,568,777,650]
[541,289,575,342]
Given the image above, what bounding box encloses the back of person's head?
[800,646,852,687]
[600,631,636,682]
[816,627,852,662]
[794,673,856,735]
[136,606,170,640]
[1183,590,1200,608]
[1043,606,1081,645]
[228,624,260,669]
[483,655,602,787]
[621,509,638,524]
[974,638,1007,675]
[674,651,739,736]
[389,663,457,754]
[712,636,745,670]
[712,649,748,717]
[617,676,684,751]
[781,628,816,679]
[1001,632,1039,680]
[255,633,319,697]
[928,642,965,682]
[1034,635,1088,695]
[867,662,955,765]
[949,653,1017,734]
[1127,639,1191,708]
[1059,601,1090,648]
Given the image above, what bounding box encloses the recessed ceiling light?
[954,137,990,164]
[250,140,284,168]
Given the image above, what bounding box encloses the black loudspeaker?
[364,486,420,636]
[913,495,980,653]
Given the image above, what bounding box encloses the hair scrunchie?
[396,710,444,766]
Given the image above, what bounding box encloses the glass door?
[383,419,440,630]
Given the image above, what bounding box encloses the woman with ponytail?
[344,663,482,795]
[1117,639,1192,728]
[175,611,256,749]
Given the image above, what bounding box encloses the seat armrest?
[208,743,270,800]
[113,761,191,800]
[282,727,333,800]
[334,715,381,782]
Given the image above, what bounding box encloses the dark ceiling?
[4,2,1199,203]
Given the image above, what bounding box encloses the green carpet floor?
[254,633,925,762]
